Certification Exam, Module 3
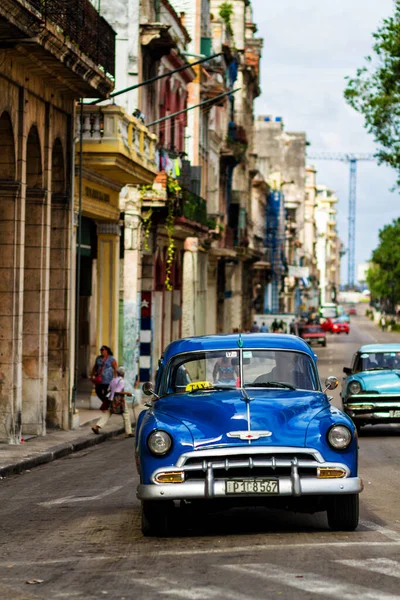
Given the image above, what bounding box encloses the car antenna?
[236,335,251,402]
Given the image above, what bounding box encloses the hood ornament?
[227,431,273,440]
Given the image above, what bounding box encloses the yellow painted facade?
[74,104,157,371]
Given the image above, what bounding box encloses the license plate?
[389,410,400,418]
[225,479,279,494]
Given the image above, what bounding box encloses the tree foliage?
[367,218,400,305]
[344,1,400,186]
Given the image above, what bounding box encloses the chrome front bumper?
[137,476,363,501]
[344,398,400,420]
[136,446,363,501]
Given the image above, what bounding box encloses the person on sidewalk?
[92,367,134,438]
[260,322,269,333]
[90,345,117,411]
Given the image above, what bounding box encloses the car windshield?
[166,350,319,394]
[304,326,324,333]
[355,351,400,372]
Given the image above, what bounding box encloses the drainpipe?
[70,101,84,426]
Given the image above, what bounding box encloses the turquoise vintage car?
[342,343,400,433]
[136,334,362,536]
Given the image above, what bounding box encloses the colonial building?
[314,185,342,305]
[0,0,115,442]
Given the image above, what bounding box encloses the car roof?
[358,344,400,353]
[163,334,314,363]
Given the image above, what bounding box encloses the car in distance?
[347,306,357,316]
[136,334,362,536]
[299,324,327,347]
[322,317,350,335]
[342,344,400,434]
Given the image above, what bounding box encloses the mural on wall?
[123,295,141,395]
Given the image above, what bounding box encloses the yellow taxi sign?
[186,381,214,393]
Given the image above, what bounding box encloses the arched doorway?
[47,139,69,428]
[0,111,20,443]
[0,112,16,180]
[22,125,47,436]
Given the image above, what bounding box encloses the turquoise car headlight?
[147,430,172,456]
[327,425,352,450]
[348,381,362,395]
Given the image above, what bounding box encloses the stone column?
[0,182,23,443]
[96,222,121,359]
[231,262,243,332]
[206,257,218,334]
[21,188,49,436]
[182,237,199,338]
[47,194,71,429]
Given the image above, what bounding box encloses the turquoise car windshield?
[355,351,400,372]
[167,350,318,394]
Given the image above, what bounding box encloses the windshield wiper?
[363,367,386,371]
[251,381,296,390]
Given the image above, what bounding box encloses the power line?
[87,52,224,105]
[146,88,241,127]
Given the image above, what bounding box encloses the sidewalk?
[0,381,144,479]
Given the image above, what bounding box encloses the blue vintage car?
[342,343,400,433]
[136,334,362,536]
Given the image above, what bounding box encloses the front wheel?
[141,500,175,537]
[327,494,359,531]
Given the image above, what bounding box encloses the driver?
[253,353,312,390]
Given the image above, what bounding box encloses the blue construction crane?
[307,153,376,288]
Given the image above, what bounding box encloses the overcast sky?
[251,0,399,284]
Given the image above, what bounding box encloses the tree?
[344,1,400,186]
[367,218,400,311]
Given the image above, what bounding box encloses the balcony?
[28,0,115,77]
[78,105,158,186]
[177,188,208,229]
[0,0,115,96]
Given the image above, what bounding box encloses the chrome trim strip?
[347,402,400,409]
[176,446,327,467]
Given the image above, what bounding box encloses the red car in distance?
[322,316,350,335]
[299,324,327,347]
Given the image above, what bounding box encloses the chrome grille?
[182,453,319,480]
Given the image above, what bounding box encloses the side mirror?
[343,367,352,375]
[142,381,155,396]
[324,376,339,392]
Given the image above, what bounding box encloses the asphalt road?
[1,312,400,600]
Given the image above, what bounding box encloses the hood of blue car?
[155,389,327,449]
[353,370,400,393]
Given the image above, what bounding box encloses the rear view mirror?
[343,367,352,375]
[142,381,154,396]
[324,376,339,392]
[232,357,251,366]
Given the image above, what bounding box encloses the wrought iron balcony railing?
[28,0,115,77]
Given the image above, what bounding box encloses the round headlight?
[327,425,352,450]
[147,430,172,456]
[348,381,361,395]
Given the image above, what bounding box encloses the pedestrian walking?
[380,313,387,332]
[260,322,269,333]
[90,345,117,410]
[92,367,134,437]
[250,321,260,333]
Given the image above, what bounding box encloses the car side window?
[351,353,358,372]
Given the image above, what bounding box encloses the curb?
[0,425,127,479]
